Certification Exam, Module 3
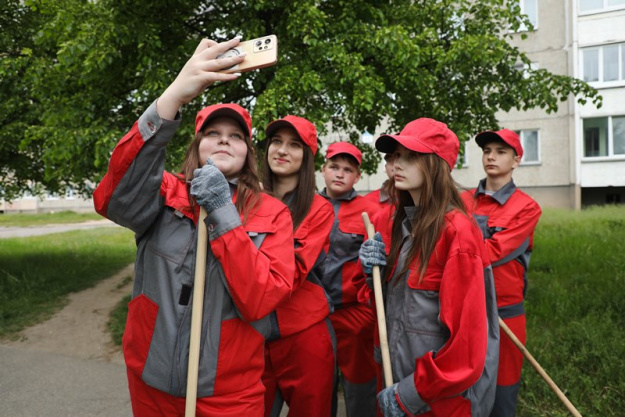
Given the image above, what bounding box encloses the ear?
[354,170,362,184]
[512,155,522,169]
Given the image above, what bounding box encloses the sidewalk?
[0,345,131,417]
[0,219,119,239]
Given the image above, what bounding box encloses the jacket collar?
[319,187,358,202]
[475,178,517,205]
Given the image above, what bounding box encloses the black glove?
[190,159,232,213]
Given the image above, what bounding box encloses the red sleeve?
[210,205,295,322]
[484,201,541,263]
[293,198,334,289]
[93,122,145,217]
[414,251,488,402]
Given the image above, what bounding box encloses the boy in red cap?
[358,118,499,417]
[94,38,295,416]
[461,129,542,417]
[260,115,336,417]
[319,142,379,417]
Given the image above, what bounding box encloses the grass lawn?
[0,210,102,227]
[0,227,135,338]
[518,205,625,416]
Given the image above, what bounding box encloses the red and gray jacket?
[319,188,379,309]
[378,207,499,416]
[461,179,542,319]
[362,181,391,212]
[266,194,334,340]
[93,101,295,398]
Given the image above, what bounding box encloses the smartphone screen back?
[217,35,278,73]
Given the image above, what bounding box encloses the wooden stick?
[185,207,209,417]
[362,212,394,388]
[498,317,582,417]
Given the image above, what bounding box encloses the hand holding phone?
[216,35,278,73]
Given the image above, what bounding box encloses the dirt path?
[4,263,134,365]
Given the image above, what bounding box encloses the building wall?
[576,5,625,204]
[453,0,577,209]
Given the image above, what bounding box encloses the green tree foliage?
[0,0,601,200]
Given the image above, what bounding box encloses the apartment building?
[452,0,625,209]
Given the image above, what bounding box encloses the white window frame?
[578,0,625,15]
[514,129,541,165]
[582,116,625,160]
[517,0,539,32]
[580,43,625,86]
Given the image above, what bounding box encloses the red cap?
[375,118,459,171]
[265,115,318,155]
[195,103,252,137]
[475,129,523,158]
[326,142,362,165]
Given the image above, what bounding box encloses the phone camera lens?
[255,41,262,47]
[265,39,271,44]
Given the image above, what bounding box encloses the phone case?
[216,35,278,73]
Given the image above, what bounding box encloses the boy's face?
[322,156,361,198]
[481,141,520,178]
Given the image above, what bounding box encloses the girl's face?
[392,144,425,202]
[198,117,248,179]
[321,157,361,198]
[267,127,305,178]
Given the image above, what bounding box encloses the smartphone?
[216,35,278,73]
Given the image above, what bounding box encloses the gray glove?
[377,383,407,417]
[359,232,387,275]
[190,159,232,213]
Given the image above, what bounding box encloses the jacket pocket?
[123,294,159,377]
[146,207,194,265]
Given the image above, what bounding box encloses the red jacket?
[93,101,294,397]
[372,207,499,416]
[320,189,379,308]
[461,180,542,314]
[267,194,334,339]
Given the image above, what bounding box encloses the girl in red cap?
[260,116,336,417]
[93,38,295,416]
[358,118,499,417]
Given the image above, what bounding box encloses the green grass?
[108,293,131,346]
[0,227,135,339]
[0,210,102,227]
[518,205,625,416]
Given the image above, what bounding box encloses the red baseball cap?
[326,142,362,165]
[265,115,319,155]
[195,103,252,137]
[475,129,523,158]
[375,118,459,171]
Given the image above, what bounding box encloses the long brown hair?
[261,138,315,230]
[384,152,467,284]
[178,130,261,224]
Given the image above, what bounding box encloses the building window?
[514,62,539,78]
[514,129,540,164]
[583,117,625,158]
[579,0,625,13]
[582,44,625,83]
[516,0,538,31]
